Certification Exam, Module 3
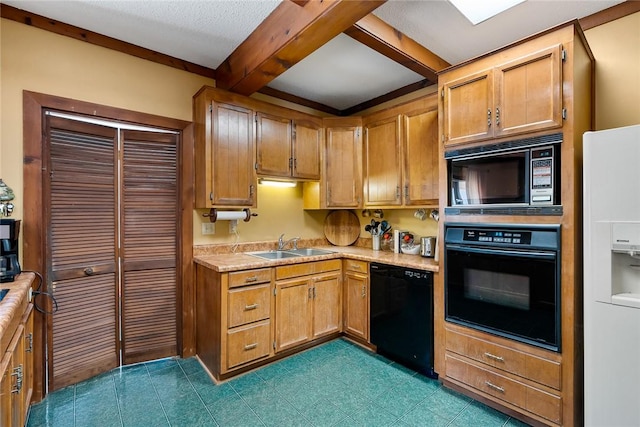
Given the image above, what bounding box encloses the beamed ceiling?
[2,1,639,115]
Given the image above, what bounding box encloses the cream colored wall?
[0,19,345,248]
[193,185,329,245]
[1,18,213,221]
[585,12,640,130]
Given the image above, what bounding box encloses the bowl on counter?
[400,244,420,255]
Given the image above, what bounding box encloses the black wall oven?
[444,223,561,352]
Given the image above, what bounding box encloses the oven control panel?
[463,229,532,245]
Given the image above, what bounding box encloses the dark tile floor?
[27,338,530,427]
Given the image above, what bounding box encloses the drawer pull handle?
[244,343,258,351]
[361,285,366,298]
[485,381,505,393]
[244,304,258,311]
[245,276,258,283]
[484,352,505,362]
[350,264,361,270]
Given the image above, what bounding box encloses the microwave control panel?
[530,146,554,205]
[463,229,533,245]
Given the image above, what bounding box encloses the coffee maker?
[0,219,21,282]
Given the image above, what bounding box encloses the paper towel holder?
[202,208,257,223]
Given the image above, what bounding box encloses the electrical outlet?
[201,222,215,235]
[229,220,238,233]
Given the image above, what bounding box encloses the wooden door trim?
[22,91,194,402]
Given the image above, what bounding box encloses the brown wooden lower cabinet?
[343,259,369,342]
[444,325,562,426]
[196,259,343,381]
[0,303,34,427]
[226,320,271,369]
[274,260,342,352]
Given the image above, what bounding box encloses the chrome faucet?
[278,233,300,250]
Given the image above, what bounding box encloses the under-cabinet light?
[258,178,297,188]
[449,0,525,25]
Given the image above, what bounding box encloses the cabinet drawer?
[446,354,561,424]
[229,268,271,288]
[228,283,271,328]
[446,329,561,390]
[343,259,368,274]
[227,320,271,369]
[276,259,341,280]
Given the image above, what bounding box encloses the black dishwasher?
[370,263,436,378]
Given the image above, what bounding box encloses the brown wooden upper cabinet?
[324,118,363,208]
[441,44,563,147]
[364,115,403,206]
[362,94,439,207]
[194,87,257,208]
[303,117,363,210]
[256,113,322,180]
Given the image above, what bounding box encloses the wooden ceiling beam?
[215,0,386,95]
[344,14,450,82]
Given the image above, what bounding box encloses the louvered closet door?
[120,130,178,364]
[47,116,119,390]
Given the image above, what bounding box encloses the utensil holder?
[372,234,381,251]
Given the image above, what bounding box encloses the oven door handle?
[445,244,556,260]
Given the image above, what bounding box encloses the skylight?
[449,0,526,25]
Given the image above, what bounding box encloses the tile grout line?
[143,361,174,427]
[178,358,222,427]
[109,371,125,427]
[73,384,77,427]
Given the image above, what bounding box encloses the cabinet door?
[275,278,312,352]
[364,116,403,206]
[325,126,362,208]
[256,112,292,178]
[494,44,563,138]
[442,69,494,147]
[292,120,322,180]
[312,272,342,340]
[344,271,368,340]
[403,108,439,205]
[21,305,34,420]
[0,352,11,427]
[9,325,25,427]
[211,101,256,206]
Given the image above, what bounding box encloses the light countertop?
[0,272,35,353]
[194,246,439,273]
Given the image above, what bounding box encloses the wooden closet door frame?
[22,91,194,402]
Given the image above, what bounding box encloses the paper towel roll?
[203,208,256,223]
[215,210,249,221]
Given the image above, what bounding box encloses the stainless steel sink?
[284,248,335,256]
[0,288,9,301]
[246,250,302,260]
[246,248,335,260]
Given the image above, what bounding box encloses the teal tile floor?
[27,338,530,427]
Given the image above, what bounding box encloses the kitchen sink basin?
[284,248,335,256]
[246,248,335,260]
[246,250,302,260]
[0,288,9,302]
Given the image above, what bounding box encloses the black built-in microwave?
[445,133,562,215]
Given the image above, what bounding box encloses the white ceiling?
[2,0,625,111]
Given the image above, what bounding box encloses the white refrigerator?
[583,124,640,426]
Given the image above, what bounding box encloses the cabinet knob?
[361,285,366,298]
